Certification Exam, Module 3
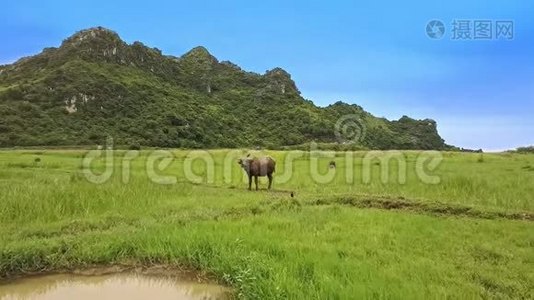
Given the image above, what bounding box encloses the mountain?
[0,27,447,149]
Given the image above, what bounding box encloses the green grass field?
[0,149,533,299]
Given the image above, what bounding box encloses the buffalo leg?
[248,175,252,190]
[254,176,259,190]
[268,174,273,189]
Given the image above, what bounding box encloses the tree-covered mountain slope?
[0,27,447,149]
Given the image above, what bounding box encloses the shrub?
[516,146,534,153]
[129,143,141,150]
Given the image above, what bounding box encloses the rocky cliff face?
[0,27,447,149]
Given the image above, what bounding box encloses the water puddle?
[0,273,230,300]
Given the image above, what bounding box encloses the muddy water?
[0,273,230,300]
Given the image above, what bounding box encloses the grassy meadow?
[0,149,533,299]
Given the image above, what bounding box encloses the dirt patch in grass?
[311,196,534,221]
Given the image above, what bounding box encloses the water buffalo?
[238,155,276,190]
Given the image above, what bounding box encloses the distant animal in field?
[329,161,336,168]
[237,155,276,190]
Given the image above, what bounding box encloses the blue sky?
[2,1,533,150]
